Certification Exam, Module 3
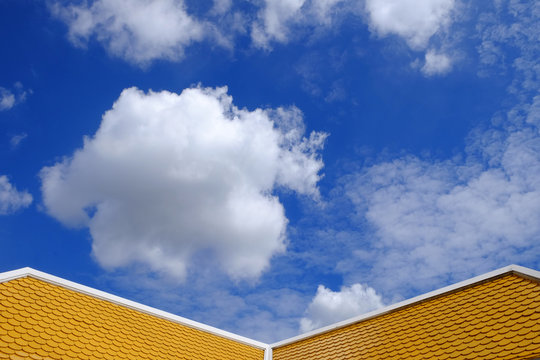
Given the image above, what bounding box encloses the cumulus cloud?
[40,86,326,281]
[422,49,452,76]
[364,0,457,76]
[49,0,462,69]
[300,283,384,332]
[0,176,33,214]
[365,0,455,49]
[50,0,206,65]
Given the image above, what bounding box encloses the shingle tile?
[0,277,263,360]
[274,274,540,360]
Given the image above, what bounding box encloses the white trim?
[264,347,273,360]
[0,267,268,350]
[270,264,540,348]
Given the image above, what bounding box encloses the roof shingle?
[0,277,264,360]
[273,274,540,360]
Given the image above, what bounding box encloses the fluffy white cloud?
[50,0,206,65]
[50,0,461,69]
[365,0,455,49]
[422,49,452,76]
[300,283,384,332]
[0,176,33,214]
[40,86,326,281]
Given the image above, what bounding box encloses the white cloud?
[300,283,384,332]
[103,266,308,342]
[40,86,326,281]
[343,93,540,293]
[329,2,540,295]
[365,0,455,49]
[49,0,461,69]
[476,2,539,95]
[10,133,28,149]
[210,0,232,16]
[0,88,15,111]
[0,176,33,214]
[422,49,452,76]
[310,0,345,25]
[251,0,307,48]
[251,0,350,48]
[0,83,29,111]
[50,0,206,65]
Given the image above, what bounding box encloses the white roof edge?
[0,267,268,350]
[270,264,540,348]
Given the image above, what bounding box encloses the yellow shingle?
[0,278,263,360]
[274,274,540,360]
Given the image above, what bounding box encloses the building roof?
[0,265,539,360]
[272,273,540,359]
[0,268,266,360]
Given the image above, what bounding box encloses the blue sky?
[1,0,539,342]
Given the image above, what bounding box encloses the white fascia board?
[0,267,268,350]
[270,264,540,349]
[264,347,273,360]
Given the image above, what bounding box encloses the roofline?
[270,264,540,348]
[1,264,538,353]
[0,267,269,350]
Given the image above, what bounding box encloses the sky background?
[1,0,539,343]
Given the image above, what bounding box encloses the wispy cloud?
[330,1,540,296]
[0,88,15,111]
[0,176,32,215]
[10,133,28,149]
[99,265,308,342]
[0,83,30,111]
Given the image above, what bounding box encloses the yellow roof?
[272,273,540,360]
[0,276,264,360]
[1,266,539,360]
